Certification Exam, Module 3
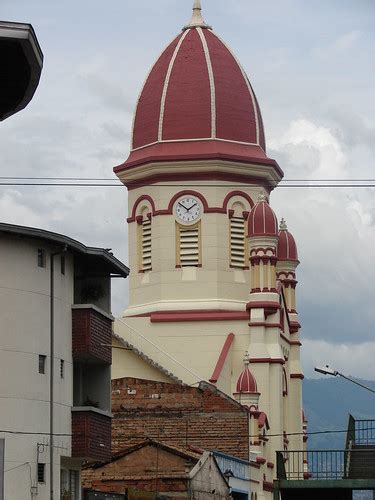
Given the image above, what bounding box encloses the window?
[37,249,46,268]
[38,355,46,374]
[60,255,65,275]
[230,216,246,268]
[141,217,152,271]
[61,469,79,499]
[138,212,152,272]
[228,202,248,269]
[177,223,201,267]
[37,463,45,483]
[60,359,64,379]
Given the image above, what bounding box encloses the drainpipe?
[50,246,67,500]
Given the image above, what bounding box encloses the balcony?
[72,407,112,462]
[72,305,113,364]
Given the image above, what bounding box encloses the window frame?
[137,211,152,273]
[228,207,249,270]
[38,355,46,374]
[37,249,46,268]
[37,463,45,483]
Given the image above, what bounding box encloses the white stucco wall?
[0,234,77,500]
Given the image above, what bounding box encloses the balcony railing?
[277,449,375,481]
[354,418,375,446]
[72,305,113,364]
[72,407,112,462]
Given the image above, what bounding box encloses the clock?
[175,196,202,224]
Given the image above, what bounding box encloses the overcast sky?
[1,0,375,378]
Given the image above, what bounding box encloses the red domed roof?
[277,219,298,261]
[236,366,258,394]
[248,196,278,237]
[115,7,282,174]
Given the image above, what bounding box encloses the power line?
[1,176,375,187]
[1,182,375,188]
[0,426,372,440]
[2,177,375,182]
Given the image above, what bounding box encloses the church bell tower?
[113,3,305,493]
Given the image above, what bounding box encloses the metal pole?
[50,253,55,500]
[338,373,375,394]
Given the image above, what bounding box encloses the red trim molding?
[263,481,274,492]
[127,194,156,223]
[209,333,235,383]
[250,358,285,365]
[222,190,254,211]
[121,169,278,191]
[289,320,301,333]
[128,190,257,223]
[267,462,275,469]
[247,301,280,319]
[256,456,266,465]
[290,373,305,380]
[146,310,248,323]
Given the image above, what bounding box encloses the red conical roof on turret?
[236,353,258,393]
[115,3,282,175]
[248,194,278,237]
[277,219,299,261]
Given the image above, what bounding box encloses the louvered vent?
[179,226,200,267]
[141,218,152,271]
[230,216,246,268]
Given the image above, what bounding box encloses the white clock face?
[175,196,202,224]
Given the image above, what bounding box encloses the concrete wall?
[0,234,78,499]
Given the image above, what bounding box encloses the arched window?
[229,202,248,269]
[176,222,201,267]
[137,207,152,272]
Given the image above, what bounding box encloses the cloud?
[302,339,375,380]
[333,31,361,51]
[271,118,375,344]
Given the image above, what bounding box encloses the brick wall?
[111,378,249,461]
[72,307,112,364]
[72,410,112,462]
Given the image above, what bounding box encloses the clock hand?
[178,202,188,211]
[187,203,198,212]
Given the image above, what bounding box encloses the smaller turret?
[277,219,299,313]
[233,352,260,409]
[247,194,279,294]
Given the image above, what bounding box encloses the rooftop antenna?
[183,0,212,30]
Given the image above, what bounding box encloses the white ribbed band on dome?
[197,27,216,138]
[158,29,190,141]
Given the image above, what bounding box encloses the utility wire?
[0,426,373,440]
[1,182,375,188]
[0,175,375,183]
[1,176,375,188]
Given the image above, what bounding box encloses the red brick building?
[82,439,230,499]
[111,378,250,461]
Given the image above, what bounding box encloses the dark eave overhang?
[0,21,43,121]
[0,222,129,278]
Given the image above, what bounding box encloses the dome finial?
[244,351,250,366]
[280,218,288,231]
[184,0,212,30]
[257,192,268,204]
